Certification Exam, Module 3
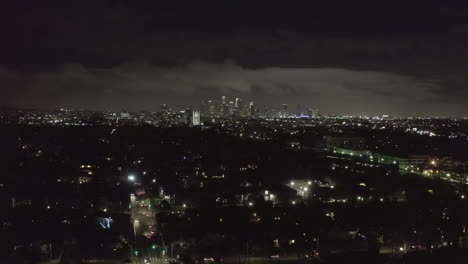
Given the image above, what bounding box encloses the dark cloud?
[0,1,468,116]
[1,60,462,116]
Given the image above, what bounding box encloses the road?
[130,191,165,264]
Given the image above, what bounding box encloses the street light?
[128,175,135,181]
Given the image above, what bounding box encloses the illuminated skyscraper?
[249,102,256,117]
[297,104,302,117]
[310,109,319,118]
[228,101,235,115]
[192,110,201,126]
[307,108,319,118]
[207,100,215,116]
[281,104,288,118]
[312,109,319,118]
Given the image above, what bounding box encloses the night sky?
[1,1,468,116]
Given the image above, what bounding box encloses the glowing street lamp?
[128,175,135,181]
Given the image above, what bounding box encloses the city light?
[5,88,468,263]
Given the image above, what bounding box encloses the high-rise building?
[228,101,235,115]
[281,104,288,118]
[192,110,201,126]
[207,101,215,116]
[249,102,256,117]
[222,96,226,105]
[312,109,319,118]
[297,104,303,117]
[235,97,239,108]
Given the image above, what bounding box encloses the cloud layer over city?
[1,1,468,116]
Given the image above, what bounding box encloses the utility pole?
[246,240,250,264]
[171,242,174,259]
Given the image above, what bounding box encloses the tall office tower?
[192,110,201,126]
[222,96,226,105]
[222,103,228,117]
[228,101,235,115]
[249,102,255,117]
[297,104,303,117]
[282,104,288,118]
[207,100,215,116]
[235,97,239,108]
[312,109,320,118]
